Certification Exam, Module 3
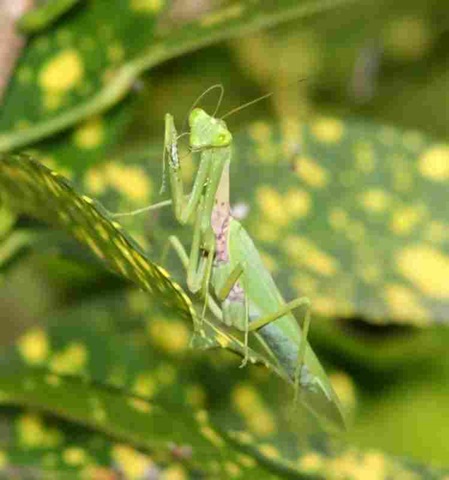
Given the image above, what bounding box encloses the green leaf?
[0,408,156,479]
[0,153,303,401]
[0,303,285,478]
[0,153,195,323]
[0,0,359,152]
[236,116,449,326]
[0,291,446,479]
[86,116,449,326]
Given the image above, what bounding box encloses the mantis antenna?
[220,78,307,120]
[111,79,306,217]
[181,83,225,134]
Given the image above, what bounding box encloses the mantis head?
[189,108,232,150]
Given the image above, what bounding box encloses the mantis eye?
[218,134,227,143]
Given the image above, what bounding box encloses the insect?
[114,89,345,431]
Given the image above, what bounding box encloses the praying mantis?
[117,93,345,431]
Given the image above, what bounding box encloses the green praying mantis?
[115,90,345,431]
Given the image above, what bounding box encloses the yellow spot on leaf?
[63,447,87,466]
[162,465,188,480]
[148,318,189,354]
[313,296,338,316]
[285,188,311,219]
[384,284,428,324]
[256,186,289,226]
[185,384,206,408]
[225,462,241,477]
[390,205,424,236]
[45,374,61,386]
[284,236,339,276]
[258,444,280,460]
[39,49,83,94]
[112,444,153,479]
[50,342,88,375]
[396,245,449,298]
[359,264,382,285]
[90,397,107,423]
[18,414,62,448]
[360,189,390,213]
[330,372,357,415]
[195,409,208,424]
[237,453,256,468]
[231,384,275,436]
[73,117,104,149]
[43,92,64,111]
[295,156,329,188]
[252,221,281,243]
[17,329,49,365]
[105,163,152,202]
[383,16,432,60]
[229,430,254,444]
[299,452,324,472]
[200,425,225,447]
[247,121,272,144]
[311,117,344,143]
[132,374,156,398]
[329,449,386,480]
[419,145,449,181]
[131,0,164,12]
[128,397,152,413]
[84,168,107,195]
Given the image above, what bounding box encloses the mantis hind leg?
[248,297,312,402]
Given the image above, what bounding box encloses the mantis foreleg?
[162,235,223,329]
[164,114,211,226]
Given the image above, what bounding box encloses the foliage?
[0,0,448,477]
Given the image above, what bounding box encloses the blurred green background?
[0,0,448,478]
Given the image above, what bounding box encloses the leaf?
[87,116,449,326]
[0,407,161,479]
[236,116,449,326]
[0,0,360,152]
[0,291,446,479]
[0,307,284,479]
[0,153,296,396]
[0,152,194,324]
